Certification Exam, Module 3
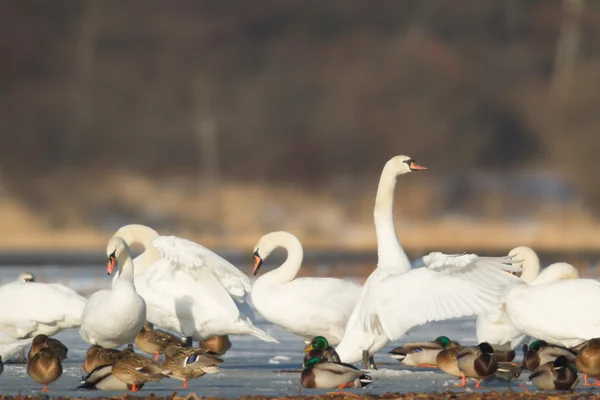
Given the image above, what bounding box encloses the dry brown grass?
[2,174,600,253]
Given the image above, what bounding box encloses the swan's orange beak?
[409,161,427,171]
[253,251,263,276]
[107,255,116,275]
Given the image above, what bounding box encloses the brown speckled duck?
[112,350,168,391]
[83,345,123,374]
[27,348,62,392]
[576,338,600,386]
[28,334,68,362]
[456,342,497,388]
[200,335,232,356]
[162,344,223,389]
[134,322,183,361]
[436,339,464,378]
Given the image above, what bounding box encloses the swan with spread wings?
[107,225,277,344]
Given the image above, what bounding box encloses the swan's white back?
[0,280,87,339]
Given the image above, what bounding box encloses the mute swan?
[0,272,87,339]
[0,333,32,362]
[505,262,599,348]
[476,246,580,352]
[79,236,146,348]
[334,155,522,366]
[251,231,361,345]
[18,272,35,283]
[109,225,274,343]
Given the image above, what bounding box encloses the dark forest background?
[1,0,599,249]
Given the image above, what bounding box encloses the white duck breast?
[0,278,87,339]
[79,236,146,349]
[506,277,600,348]
[250,231,362,345]
[333,155,522,364]
[132,235,276,342]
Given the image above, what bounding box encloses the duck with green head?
[522,340,576,371]
[389,336,458,368]
[575,338,600,386]
[301,356,373,389]
[436,337,464,378]
[303,336,340,366]
[456,342,498,388]
[530,355,578,390]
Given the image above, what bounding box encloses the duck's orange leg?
[41,386,50,393]
[457,374,467,387]
[594,379,600,386]
[154,352,160,361]
[177,379,189,389]
[475,380,482,389]
[584,374,591,387]
[417,363,438,368]
[130,383,140,392]
[337,381,355,389]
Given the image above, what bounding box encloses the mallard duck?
[162,344,223,388]
[200,335,232,356]
[492,362,521,382]
[389,336,458,367]
[303,336,341,366]
[135,322,183,361]
[576,337,600,386]
[491,347,516,363]
[83,345,123,374]
[530,355,578,390]
[112,350,167,392]
[456,342,497,388]
[522,340,577,371]
[27,347,62,392]
[301,356,373,389]
[28,334,68,362]
[78,364,144,391]
[436,339,464,378]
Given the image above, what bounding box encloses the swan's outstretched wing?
[152,236,251,302]
[376,253,522,341]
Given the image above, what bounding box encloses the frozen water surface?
[0,266,573,397]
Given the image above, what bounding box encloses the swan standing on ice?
[504,261,597,348]
[0,271,87,339]
[108,225,277,344]
[476,246,580,355]
[334,155,522,367]
[251,231,362,344]
[79,236,146,348]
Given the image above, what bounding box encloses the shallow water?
[0,267,593,398]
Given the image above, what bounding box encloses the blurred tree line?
[2,0,600,219]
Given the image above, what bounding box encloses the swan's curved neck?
[520,255,540,284]
[113,224,160,275]
[373,163,411,271]
[259,233,303,285]
[115,245,135,286]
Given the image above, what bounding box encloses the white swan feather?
[152,235,251,302]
